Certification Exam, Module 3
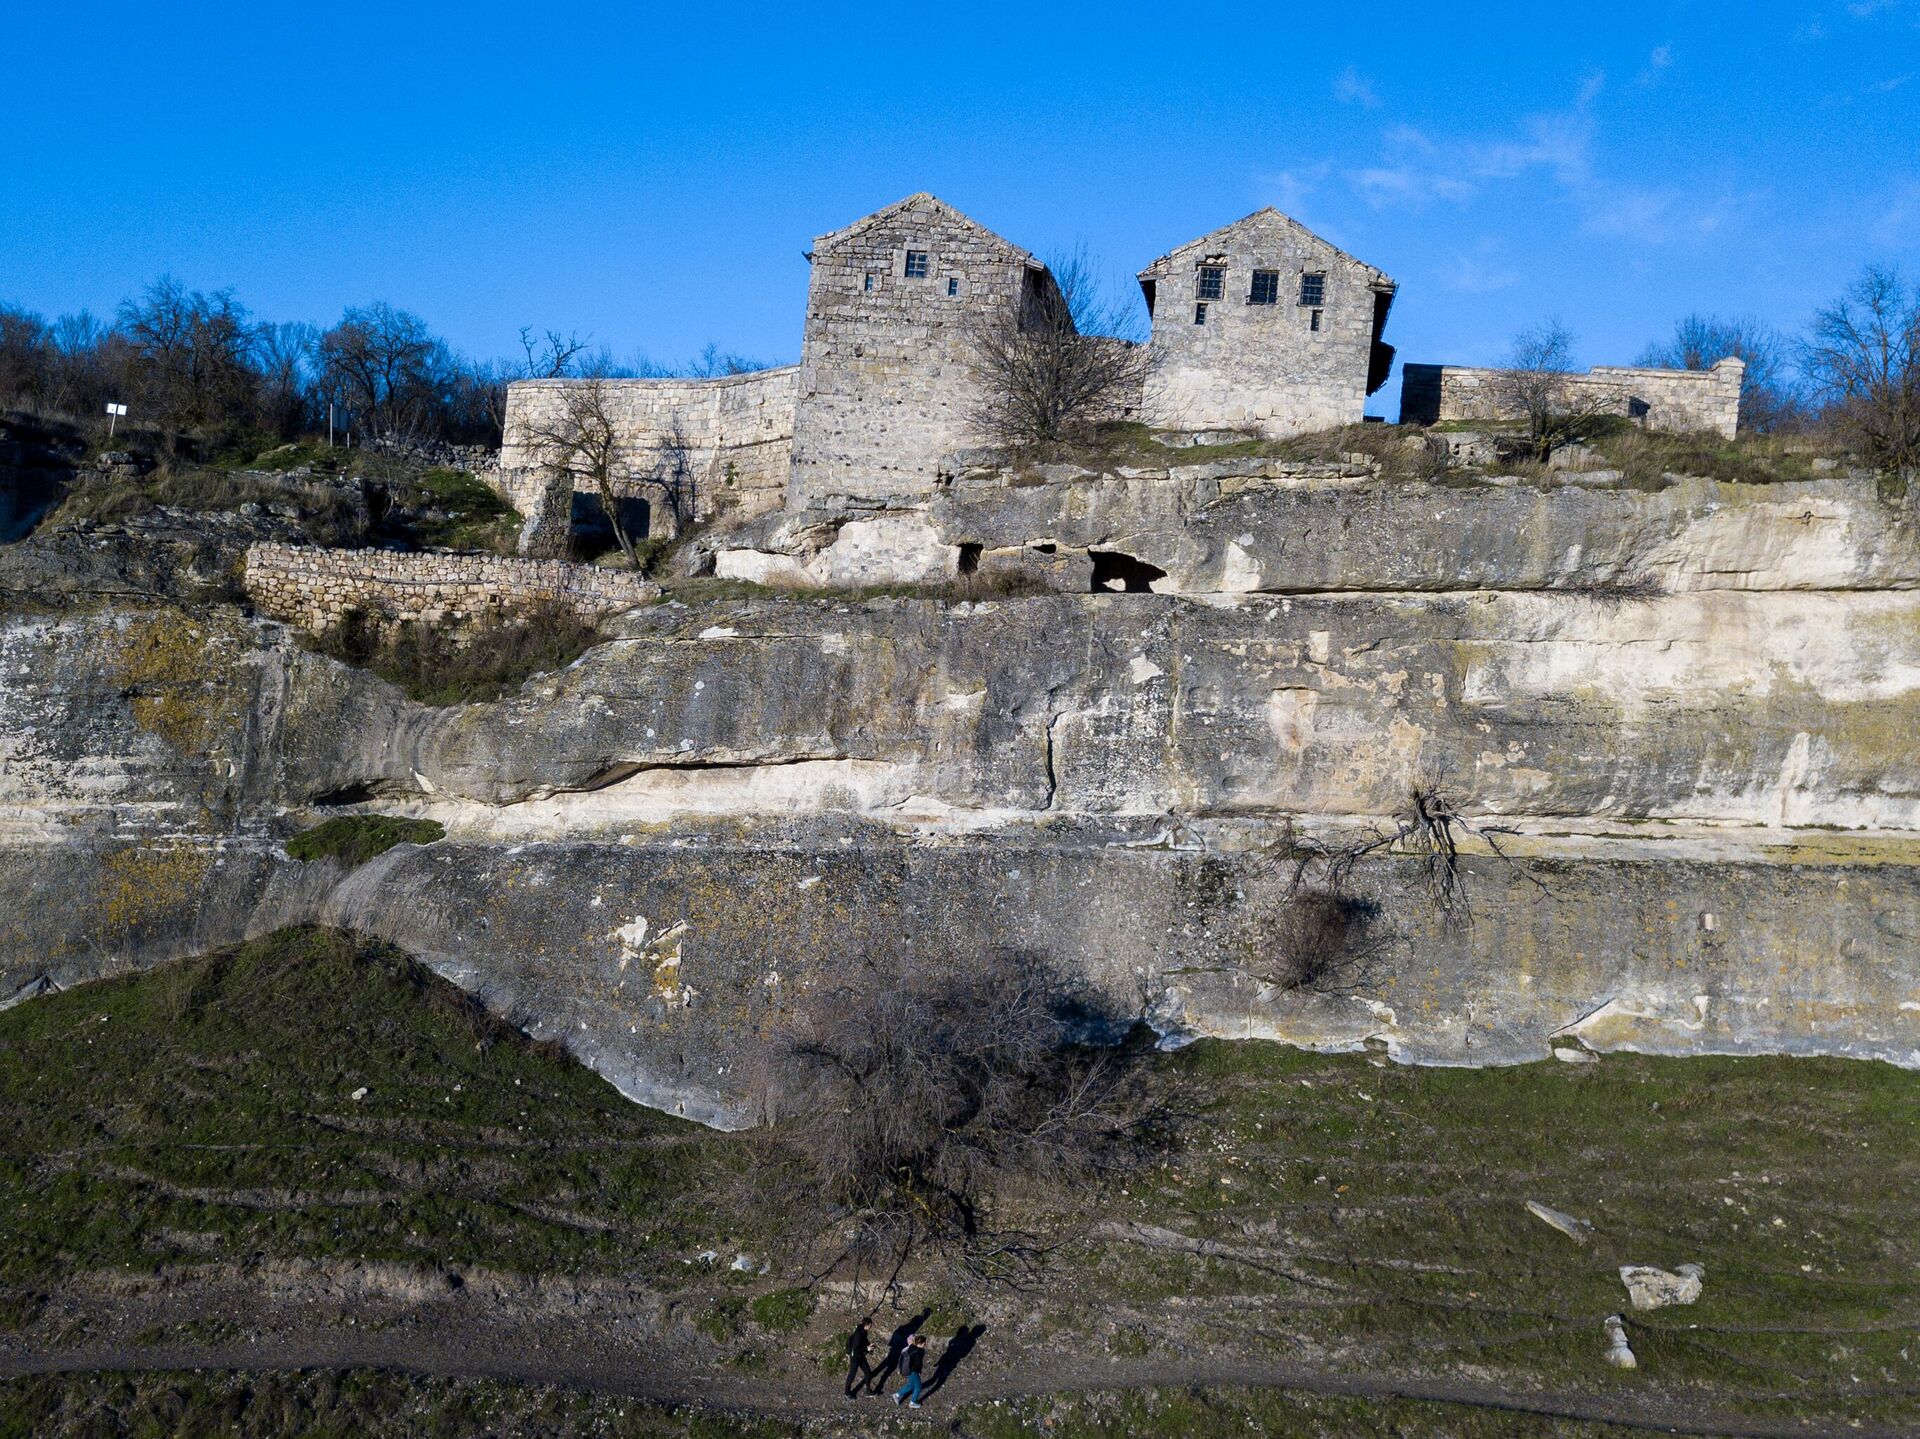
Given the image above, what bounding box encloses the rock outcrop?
[3,459,1918,1126]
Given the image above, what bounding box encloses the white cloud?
[1337,73,1758,247]
[1638,44,1673,86]
[1260,163,1331,217]
[1440,244,1522,294]
[1334,66,1380,108]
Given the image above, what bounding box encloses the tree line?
[0,277,771,457]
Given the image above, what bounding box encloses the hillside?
[5,929,1920,1434]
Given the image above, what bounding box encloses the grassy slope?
[4,929,1920,1433]
[0,928,718,1306]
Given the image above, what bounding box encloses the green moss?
[284,815,445,866]
[748,1286,813,1333]
[396,468,520,553]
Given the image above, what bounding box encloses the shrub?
[285,815,445,866]
[309,601,602,706]
[752,946,1154,1288]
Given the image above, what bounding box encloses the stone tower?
[787,193,1050,508]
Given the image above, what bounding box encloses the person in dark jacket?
[843,1317,876,1397]
[892,1332,929,1408]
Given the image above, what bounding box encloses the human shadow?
[923,1323,987,1397]
[868,1309,930,1394]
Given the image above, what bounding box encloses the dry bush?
[966,248,1147,450]
[309,601,601,706]
[1247,789,1549,992]
[748,947,1154,1290]
[1278,423,1446,483]
[1253,887,1387,994]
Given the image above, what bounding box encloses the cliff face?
[4,467,1918,1126]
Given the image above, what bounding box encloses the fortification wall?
[1401,357,1744,438]
[243,543,658,633]
[498,367,798,527]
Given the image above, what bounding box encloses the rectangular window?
[947,277,959,296]
[1249,270,1280,305]
[1194,302,1208,325]
[904,250,930,279]
[1310,309,1323,332]
[1197,265,1224,301]
[1299,271,1326,307]
[863,273,875,292]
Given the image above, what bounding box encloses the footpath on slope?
[3,1316,1912,1439]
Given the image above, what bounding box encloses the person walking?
[843,1317,876,1397]
[892,1332,929,1408]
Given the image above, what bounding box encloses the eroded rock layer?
[5,564,1919,1123]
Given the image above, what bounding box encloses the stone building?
[499,195,1399,538]
[1136,209,1397,437]
[788,193,1059,508]
[1399,357,1745,439]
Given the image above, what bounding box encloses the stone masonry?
[243,543,659,633]
[1136,209,1396,437]
[499,195,1402,535]
[787,193,1053,508]
[498,365,798,526]
[1401,357,1745,439]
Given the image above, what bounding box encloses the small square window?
[904,250,930,279]
[1194,302,1209,325]
[1310,309,1323,332]
[864,273,876,292]
[1249,270,1280,305]
[947,277,959,296]
[1299,271,1326,307]
[1197,265,1224,301]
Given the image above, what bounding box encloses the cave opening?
[1089,550,1167,593]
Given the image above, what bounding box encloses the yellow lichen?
[97,843,214,939]
[108,610,244,755]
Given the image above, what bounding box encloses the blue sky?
[4,0,1916,414]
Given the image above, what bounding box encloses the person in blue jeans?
[892,1332,929,1407]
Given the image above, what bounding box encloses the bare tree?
[254,321,319,440]
[1493,319,1620,462]
[316,302,457,444]
[519,375,637,566]
[683,341,771,378]
[117,278,259,450]
[1802,265,1920,477]
[751,947,1149,1291]
[966,246,1148,449]
[1638,313,1798,433]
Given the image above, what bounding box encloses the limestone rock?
[1620,1262,1704,1309]
[1603,1314,1637,1368]
[1524,1200,1592,1244]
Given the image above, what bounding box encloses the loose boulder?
[1620,1262,1705,1310]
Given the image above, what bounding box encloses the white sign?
[105,403,127,417]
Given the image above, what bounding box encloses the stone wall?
[1138,210,1394,438]
[498,367,798,528]
[242,543,658,632]
[788,193,1043,508]
[1401,357,1745,438]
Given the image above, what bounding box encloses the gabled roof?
[809,192,1041,267]
[1138,208,1395,290]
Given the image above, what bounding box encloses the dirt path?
[3,1326,1910,1438]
